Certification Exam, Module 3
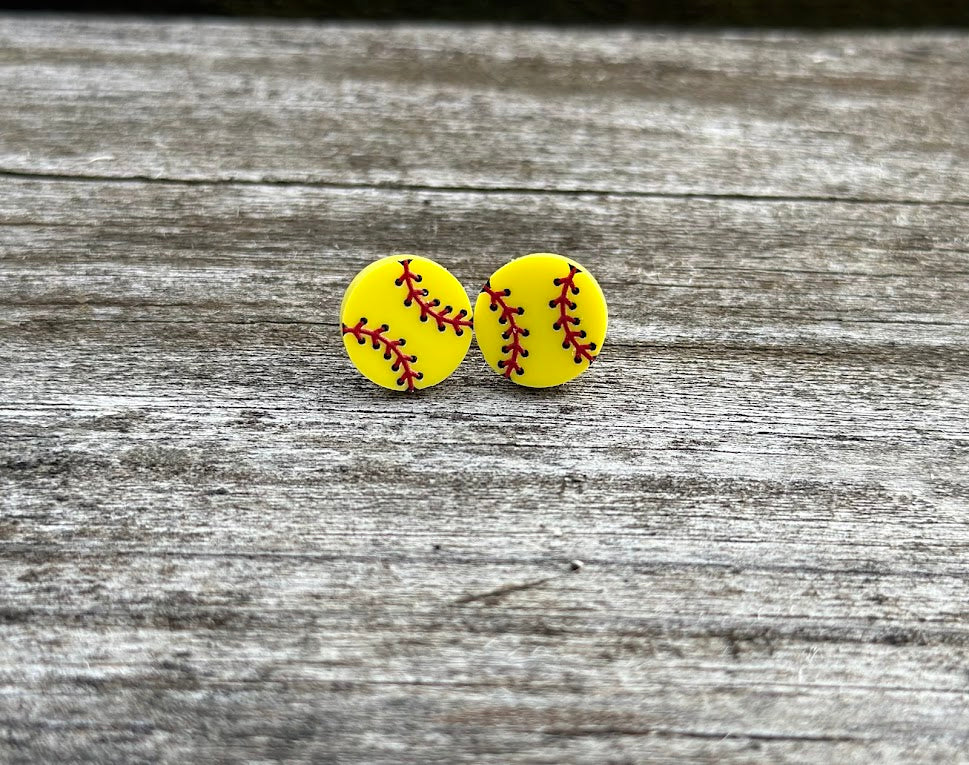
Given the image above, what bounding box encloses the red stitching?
[342,319,422,391]
[482,282,528,378]
[396,260,473,335]
[551,265,598,364]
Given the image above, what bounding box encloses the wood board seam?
[3,169,969,208]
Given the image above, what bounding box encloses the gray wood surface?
[2,16,969,765]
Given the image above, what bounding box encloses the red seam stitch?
[551,265,598,364]
[342,320,421,391]
[482,282,527,378]
[397,260,473,334]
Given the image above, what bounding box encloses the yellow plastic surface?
[474,253,607,388]
[340,255,473,391]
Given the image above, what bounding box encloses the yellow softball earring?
[340,255,473,391]
[474,253,607,388]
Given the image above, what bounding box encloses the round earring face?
[341,255,473,391]
[474,253,607,388]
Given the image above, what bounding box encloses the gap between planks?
[2,168,969,209]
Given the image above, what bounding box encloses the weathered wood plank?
[2,16,969,765]
[1,19,969,202]
[2,174,969,763]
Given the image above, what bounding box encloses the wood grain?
[2,19,969,203]
[1,16,969,765]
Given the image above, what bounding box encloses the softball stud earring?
[340,255,473,391]
[474,253,607,388]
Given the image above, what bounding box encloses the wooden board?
[3,18,969,202]
[1,16,968,764]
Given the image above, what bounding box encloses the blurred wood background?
[1,16,968,764]
[4,1,969,26]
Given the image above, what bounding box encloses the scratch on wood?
[453,576,558,605]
